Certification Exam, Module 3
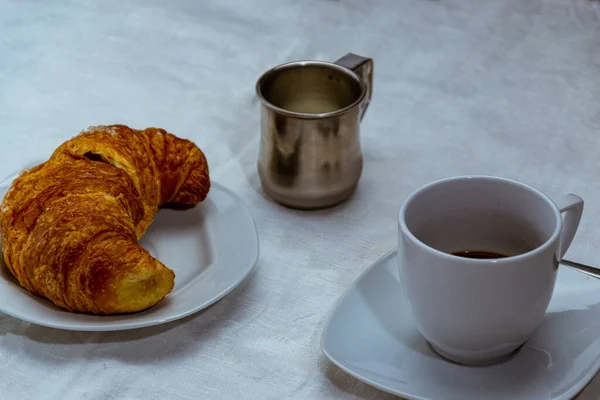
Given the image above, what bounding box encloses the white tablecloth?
[1,0,600,399]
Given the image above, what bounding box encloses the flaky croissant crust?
[0,125,210,314]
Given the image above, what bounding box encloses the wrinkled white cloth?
[1,0,600,399]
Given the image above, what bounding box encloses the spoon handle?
[562,259,600,278]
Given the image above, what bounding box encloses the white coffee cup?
[397,176,584,365]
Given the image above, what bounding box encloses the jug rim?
[255,60,366,119]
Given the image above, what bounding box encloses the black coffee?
[452,250,509,259]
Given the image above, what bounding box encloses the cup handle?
[334,53,373,121]
[553,194,584,259]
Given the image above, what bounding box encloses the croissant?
[0,125,210,314]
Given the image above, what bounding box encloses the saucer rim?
[320,249,431,399]
[320,248,600,400]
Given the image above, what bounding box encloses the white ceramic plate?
[321,250,600,400]
[0,163,259,331]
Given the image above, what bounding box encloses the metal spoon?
[562,258,600,278]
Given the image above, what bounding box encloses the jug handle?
[334,53,373,121]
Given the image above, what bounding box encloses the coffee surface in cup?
[452,250,509,259]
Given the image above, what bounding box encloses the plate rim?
[0,175,259,332]
[320,248,600,400]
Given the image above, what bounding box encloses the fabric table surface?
[1,0,600,399]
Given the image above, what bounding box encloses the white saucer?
[321,250,600,400]
[0,164,259,331]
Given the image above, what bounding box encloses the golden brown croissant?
[0,124,210,314]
